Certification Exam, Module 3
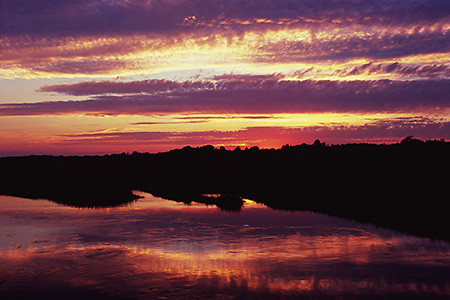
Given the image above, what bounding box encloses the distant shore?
[1,137,449,241]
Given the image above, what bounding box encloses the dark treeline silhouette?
[0,137,449,240]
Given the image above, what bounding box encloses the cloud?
[3,28,448,78]
[0,78,447,116]
[39,79,182,95]
[2,1,449,38]
[129,115,275,125]
[0,0,184,37]
[2,114,448,156]
[58,118,450,149]
[2,1,449,155]
[253,30,450,63]
[1,1,449,77]
[38,74,284,95]
[336,63,450,79]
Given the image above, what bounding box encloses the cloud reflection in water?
[0,193,449,299]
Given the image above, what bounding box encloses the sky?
[1,0,449,156]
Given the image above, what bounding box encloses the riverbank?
[1,138,449,240]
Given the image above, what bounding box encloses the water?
[1,192,449,299]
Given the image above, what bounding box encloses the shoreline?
[1,138,449,241]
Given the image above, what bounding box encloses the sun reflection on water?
[1,193,449,299]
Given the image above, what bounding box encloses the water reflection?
[1,192,449,299]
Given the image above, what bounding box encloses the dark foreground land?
[1,137,449,241]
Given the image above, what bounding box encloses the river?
[1,192,449,299]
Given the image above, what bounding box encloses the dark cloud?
[38,74,284,95]
[0,78,447,116]
[254,30,450,63]
[39,79,182,95]
[1,0,448,39]
[2,1,448,75]
[33,59,137,75]
[0,0,184,37]
[338,63,450,79]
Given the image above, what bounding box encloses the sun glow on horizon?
[1,0,449,155]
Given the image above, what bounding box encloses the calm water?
[1,192,449,300]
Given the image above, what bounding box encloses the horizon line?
[1,136,446,158]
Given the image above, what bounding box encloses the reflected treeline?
[149,191,245,212]
[0,162,141,208]
[0,137,449,239]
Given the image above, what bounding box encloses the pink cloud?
[59,118,450,149]
[1,116,448,156]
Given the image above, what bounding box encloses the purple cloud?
[253,31,450,63]
[2,1,448,76]
[2,0,449,37]
[39,79,182,96]
[336,63,450,79]
[0,78,447,116]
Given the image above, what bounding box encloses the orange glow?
[2,194,450,298]
[6,241,448,296]
[1,20,448,79]
[1,110,448,155]
[0,191,450,295]
[1,1,449,155]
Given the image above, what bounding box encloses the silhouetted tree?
[313,139,326,147]
[401,136,423,145]
[246,146,259,152]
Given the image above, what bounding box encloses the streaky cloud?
[2,0,449,37]
[58,118,450,148]
[336,62,450,79]
[1,0,449,155]
[39,79,182,96]
[1,1,449,78]
[9,78,446,116]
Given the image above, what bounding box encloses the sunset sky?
[1,0,449,156]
